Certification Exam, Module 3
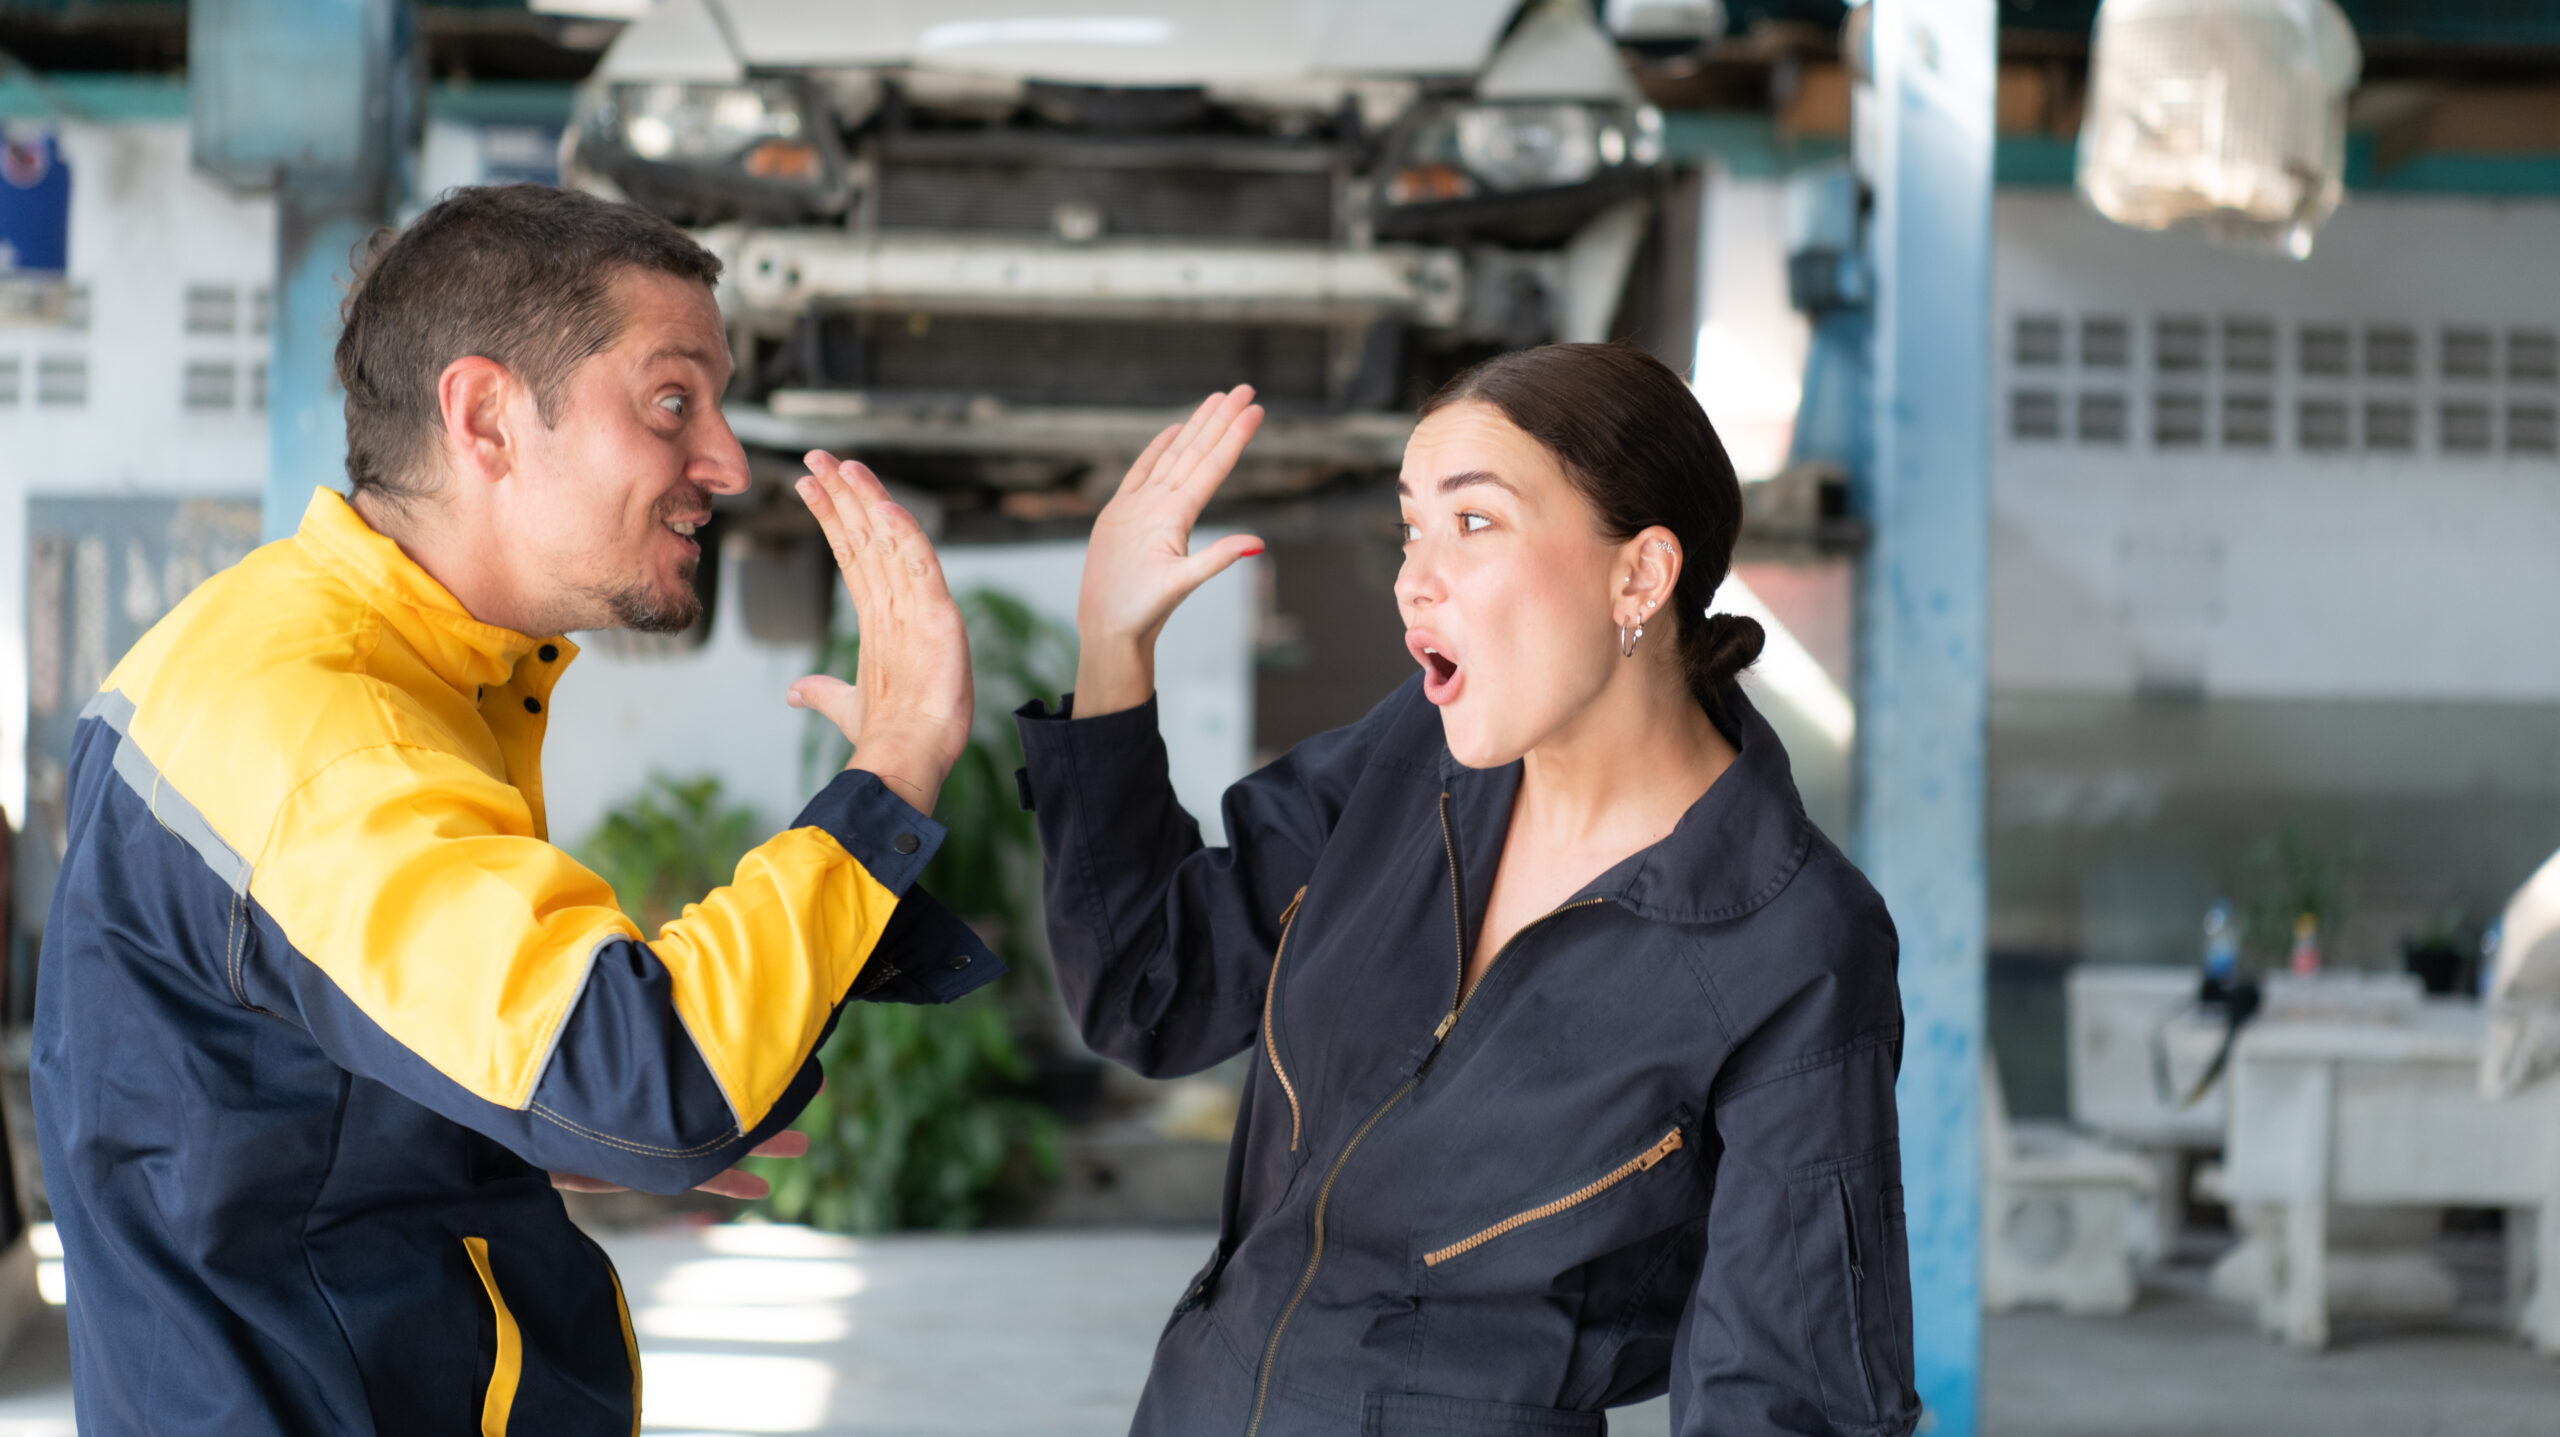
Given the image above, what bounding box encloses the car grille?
[874,141,1338,243]
[813,314,1335,409]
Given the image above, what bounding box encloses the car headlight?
[1384,101,1663,205]
[604,81,816,175]
[571,80,848,222]
[1460,103,1604,190]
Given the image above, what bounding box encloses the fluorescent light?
[1693,320,1804,481]
[700,1224,862,1260]
[529,0,656,18]
[636,1305,850,1344]
[1714,573,1854,751]
[651,1257,867,1307]
[918,18,1173,52]
[637,1352,833,1433]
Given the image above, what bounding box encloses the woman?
[1017,344,1917,1437]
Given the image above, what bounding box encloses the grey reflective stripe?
[81,687,253,897]
[77,689,135,729]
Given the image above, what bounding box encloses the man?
[32,184,997,1433]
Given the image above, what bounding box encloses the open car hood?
[601,0,1528,86]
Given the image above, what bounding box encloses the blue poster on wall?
[1,127,72,274]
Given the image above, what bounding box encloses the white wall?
[1990,191,2560,702]
[0,120,275,825]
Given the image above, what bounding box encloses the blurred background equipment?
[2076,0,2361,258]
[560,0,1697,502]
[8,0,2560,1431]
[2484,848,2560,1100]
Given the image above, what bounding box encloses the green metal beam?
[1667,110,2560,196]
[1,72,570,125]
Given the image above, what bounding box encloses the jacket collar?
[292,486,574,693]
[1440,683,1813,928]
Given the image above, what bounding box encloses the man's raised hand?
[786,453,974,816]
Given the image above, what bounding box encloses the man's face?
[507,268,748,635]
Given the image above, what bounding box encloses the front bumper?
[729,395,1415,474]
[721,230,1467,328]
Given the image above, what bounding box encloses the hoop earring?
[1619,622,1643,658]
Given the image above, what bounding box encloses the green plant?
[750,584,1079,1231]
[755,1003,1060,1232]
[578,774,760,931]
[2239,822,2351,964]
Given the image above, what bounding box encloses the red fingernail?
[1241,544,1265,557]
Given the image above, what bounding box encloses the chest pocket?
[1417,1112,1694,1272]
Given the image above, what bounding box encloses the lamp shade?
[2076,0,2361,259]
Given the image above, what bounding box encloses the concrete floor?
[0,1226,2551,1435]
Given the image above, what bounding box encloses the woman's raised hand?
[786,452,975,816]
[1073,386,1266,716]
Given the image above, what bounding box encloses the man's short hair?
[335,184,724,508]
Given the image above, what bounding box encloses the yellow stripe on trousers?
[462,1237,522,1436]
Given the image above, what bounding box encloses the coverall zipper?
[1243,795,1604,1436]
[1263,887,1308,1152]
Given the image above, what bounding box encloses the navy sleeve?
[488,774,1006,1193]
[1013,687,1393,1078]
[1669,893,1919,1437]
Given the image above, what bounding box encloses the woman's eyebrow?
[1392,469,1517,498]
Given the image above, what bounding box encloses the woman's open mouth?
[1406,630,1464,705]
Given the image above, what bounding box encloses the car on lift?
[562,0,1714,515]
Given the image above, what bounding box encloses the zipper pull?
[1635,1129,1685,1170]
[1412,1011,1462,1079]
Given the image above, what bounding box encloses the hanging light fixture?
[2076,0,2362,259]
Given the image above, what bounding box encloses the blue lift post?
[188,0,413,540]
[1857,0,1996,1432]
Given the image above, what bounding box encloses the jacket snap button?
[893,832,920,855]
[946,955,970,971]
[538,644,560,663]
[522,697,541,715]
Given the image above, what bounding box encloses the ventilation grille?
[2007,311,2560,458]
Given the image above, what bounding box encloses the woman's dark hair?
[1420,342,1766,698]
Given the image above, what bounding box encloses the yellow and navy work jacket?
[32,488,998,1436]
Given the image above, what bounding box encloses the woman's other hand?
[1073,386,1266,716]
[787,452,975,816]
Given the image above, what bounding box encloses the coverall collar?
[292,486,577,692]
[1439,683,1814,929]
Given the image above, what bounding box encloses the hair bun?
[1691,612,1766,690]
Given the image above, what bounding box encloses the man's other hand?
[786,453,974,816]
[549,1128,811,1201]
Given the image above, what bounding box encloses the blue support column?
[269,190,377,538]
[1855,1,1996,1433]
[189,0,410,539]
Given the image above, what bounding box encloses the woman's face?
[1395,401,1637,769]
